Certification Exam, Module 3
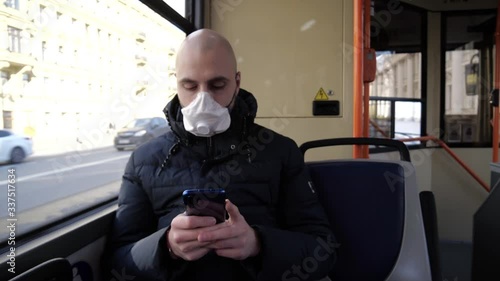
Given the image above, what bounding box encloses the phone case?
[183,189,226,223]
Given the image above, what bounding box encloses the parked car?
[114,117,169,151]
[0,129,33,164]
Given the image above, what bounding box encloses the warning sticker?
[314,87,329,100]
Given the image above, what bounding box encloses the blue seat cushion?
[307,161,405,281]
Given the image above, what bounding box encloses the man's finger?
[205,237,240,250]
[225,199,241,222]
[197,220,228,232]
[198,225,237,242]
[178,240,213,252]
[170,228,200,243]
[175,214,217,229]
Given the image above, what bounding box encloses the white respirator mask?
[181,91,232,137]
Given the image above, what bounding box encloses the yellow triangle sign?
[314,87,329,100]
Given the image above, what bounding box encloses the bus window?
[369,1,425,145]
[0,0,187,243]
[443,11,496,145]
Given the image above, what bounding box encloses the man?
[105,29,336,281]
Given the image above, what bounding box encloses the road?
[0,147,132,240]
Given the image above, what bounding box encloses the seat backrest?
[471,180,500,281]
[306,159,432,281]
[8,257,72,281]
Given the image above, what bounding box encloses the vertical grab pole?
[362,0,371,158]
[493,0,500,162]
[353,0,364,158]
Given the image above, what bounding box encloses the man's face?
[176,47,240,108]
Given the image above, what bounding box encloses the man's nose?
[198,86,215,98]
[199,84,210,93]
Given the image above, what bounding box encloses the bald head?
[175,29,241,108]
[176,29,237,73]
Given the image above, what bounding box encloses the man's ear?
[235,71,241,92]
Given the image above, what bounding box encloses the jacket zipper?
[207,136,213,159]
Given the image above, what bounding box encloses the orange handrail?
[353,0,363,158]
[397,136,490,192]
[369,119,389,138]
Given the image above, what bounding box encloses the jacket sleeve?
[103,151,186,281]
[253,138,337,281]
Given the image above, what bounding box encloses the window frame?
[7,26,22,53]
[139,0,198,33]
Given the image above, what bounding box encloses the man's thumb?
[225,199,240,221]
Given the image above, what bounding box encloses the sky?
[164,0,185,17]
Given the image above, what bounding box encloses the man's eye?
[211,82,226,89]
[183,83,197,90]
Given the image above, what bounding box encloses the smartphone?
[182,189,226,223]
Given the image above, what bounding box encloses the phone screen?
[182,189,226,223]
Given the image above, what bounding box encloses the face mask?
[181,91,231,137]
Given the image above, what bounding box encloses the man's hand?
[198,199,261,260]
[168,214,221,261]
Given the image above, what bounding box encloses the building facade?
[0,0,183,153]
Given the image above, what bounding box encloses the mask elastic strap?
[225,89,238,109]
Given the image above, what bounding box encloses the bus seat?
[8,257,72,281]
[471,177,500,281]
[419,191,442,281]
[300,138,432,281]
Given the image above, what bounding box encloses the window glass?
[395,101,421,145]
[164,0,186,17]
[158,117,167,125]
[369,1,424,145]
[371,52,422,99]
[0,0,185,242]
[4,0,19,10]
[443,12,496,144]
[126,118,152,129]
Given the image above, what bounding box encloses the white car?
[0,129,33,164]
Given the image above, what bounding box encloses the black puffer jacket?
[106,89,336,281]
